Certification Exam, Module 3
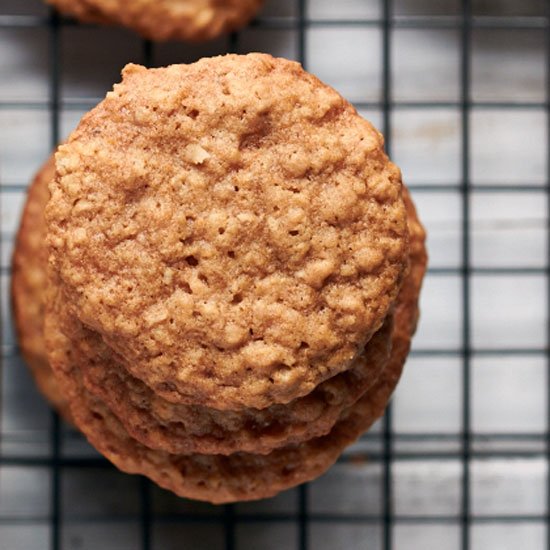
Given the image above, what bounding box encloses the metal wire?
[0,1,549,550]
[459,2,472,548]
[47,9,61,550]
[545,3,550,550]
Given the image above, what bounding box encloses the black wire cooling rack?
[0,1,549,549]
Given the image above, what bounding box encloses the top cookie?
[47,54,409,410]
[46,0,263,42]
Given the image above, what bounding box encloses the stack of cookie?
[12,54,426,503]
[45,0,264,42]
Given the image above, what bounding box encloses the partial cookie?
[47,54,409,410]
[46,0,263,42]
[11,155,72,422]
[44,188,426,503]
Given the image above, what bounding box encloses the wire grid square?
[0,28,49,102]
[471,191,548,268]
[60,27,143,102]
[471,274,547,348]
[0,0,47,16]
[471,28,546,102]
[62,521,142,550]
[0,465,51,518]
[414,191,462,268]
[309,522,383,550]
[0,1,549,550]
[307,26,382,102]
[470,109,547,186]
[472,0,546,17]
[392,356,462,433]
[472,355,547,433]
[0,524,51,550]
[392,28,460,102]
[152,523,226,550]
[413,273,463,350]
[308,462,383,515]
[393,0,461,16]
[61,468,141,517]
[392,108,462,185]
[0,108,50,186]
[392,459,462,517]
[393,522,461,550]
[1,354,52,458]
[1,273,16,346]
[235,522,299,550]
[307,0,381,20]
[470,522,546,550]
[470,458,547,516]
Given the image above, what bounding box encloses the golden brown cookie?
[46,54,409,410]
[12,153,393,454]
[11,156,72,422]
[46,0,263,42]
[44,188,426,503]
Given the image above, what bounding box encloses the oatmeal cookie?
[14,150,394,454]
[43,187,425,503]
[46,54,409,410]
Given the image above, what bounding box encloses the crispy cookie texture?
[11,155,73,422]
[46,54,409,410]
[44,188,426,503]
[46,0,263,42]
